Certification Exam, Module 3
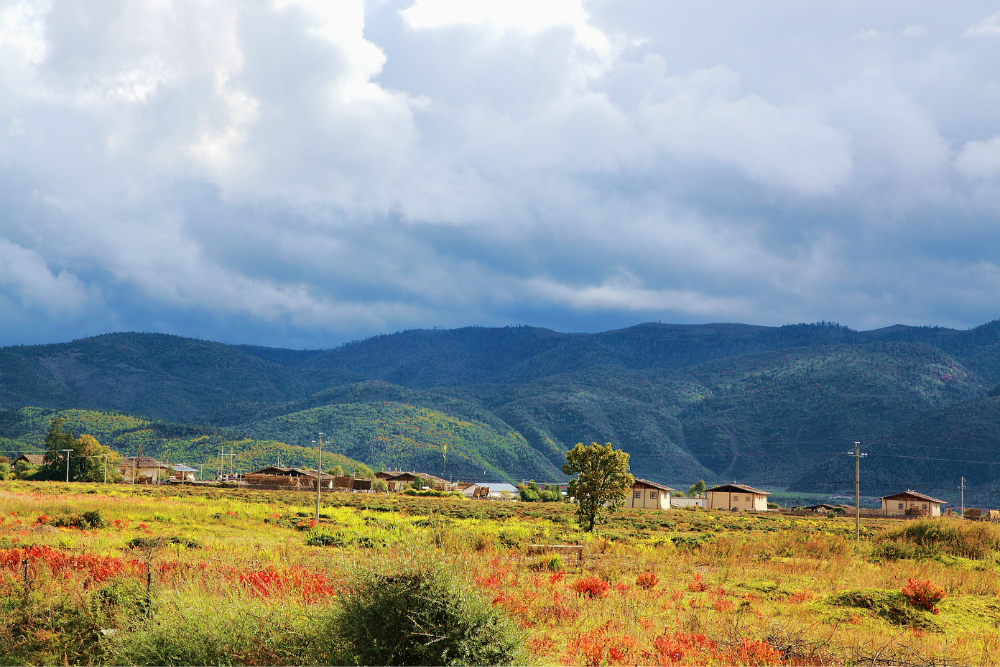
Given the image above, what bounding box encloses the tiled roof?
[633,478,675,492]
[705,483,770,496]
[878,489,946,504]
[120,457,167,469]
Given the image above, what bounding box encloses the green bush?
[328,563,524,666]
[50,510,108,529]
[103,594,333,666]
[828,589,941,630]
[126,536,202,550]
[306,529,354,547]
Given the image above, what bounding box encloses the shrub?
[571,576,611,598]
[688,573,708,592]
[901,578,946,613]
[828,589,941,629]
[328,563,524,666]
[875,519,1000,560]
[530,554,563,572]
[50,510,108,530]
[126,536,201,550]
[636,571,658,589]
[104,594,332,666]
[306,529,354,547]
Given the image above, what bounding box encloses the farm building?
[376,470,451,491]
[13,454,46,467]
[705,483,770,511]
[119,457,170,484]
[671,496,707,509]
[169,464,198,482]
[462,483,520,499]
[878,490,946,517]
[628,479,674,510]
[247,466,336,489]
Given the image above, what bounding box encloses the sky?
[1,0,999,348]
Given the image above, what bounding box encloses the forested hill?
[2,320,1000,495]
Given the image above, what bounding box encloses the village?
[10,451,984,521]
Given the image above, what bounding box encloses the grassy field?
[2,481,1000,665]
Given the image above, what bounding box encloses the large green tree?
[42,418,122,482]
[562,442,635,532]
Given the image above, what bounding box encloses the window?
[898,503,904,510]
[635,492,641,498]
[923,504,928,509]
[746,496,751,502]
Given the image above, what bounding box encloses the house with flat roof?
[705,483,770,511]
[879,490,946,517]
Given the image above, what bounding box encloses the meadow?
[2,481,1000,665]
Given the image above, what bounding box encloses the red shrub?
[636,571,658,589]
[572,576,611,598]
[723,638,785,665]
[549,570,565,585]
[688,573,708,592]
[901,578,946,613]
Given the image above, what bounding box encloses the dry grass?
[2,481,1000,665]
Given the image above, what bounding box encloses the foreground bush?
[103,594,334,666]
[328,563,524,666]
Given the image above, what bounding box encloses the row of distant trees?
[0,418,123,483]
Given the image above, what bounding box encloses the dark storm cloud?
[0,0,998,347]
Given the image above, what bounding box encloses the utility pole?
[103,453,107,484]
[61,449,72,483]
[219,445,224,481]
[961,476,965,518]
[315,433,324,522]
[848,442,867,541]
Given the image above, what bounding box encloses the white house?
[628,479,674,510]
[462,483,520,499]
[671,496,707,509]
[119,457,170,484]
[878,490,946,517]
[705,483,770,511]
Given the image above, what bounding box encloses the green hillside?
[2,320,1000,491]
[790,395,1000,506]
[242,400,562,483]
[0,407,362,477]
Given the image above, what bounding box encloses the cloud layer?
[1,0,999,346]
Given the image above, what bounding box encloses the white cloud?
[0,1,997,345]
[636,67,853,195]
[955,136,1000,179]
[400,0,611,57]
[966,13,1000,36]
[0,238,95,317]
[851,30,881,41]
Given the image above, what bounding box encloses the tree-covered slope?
[241,400,561,483]
[0,333,354,421]
[790,395,1000,504]
[0,407,362,476]
[3,320,1000,488]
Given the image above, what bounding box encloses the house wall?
[707,491,769,511]
[628,486,670,510]
[119,466,166,483]
[881,498,942,517]
[671,497,707,509]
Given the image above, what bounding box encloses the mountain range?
[3,320,1000,505]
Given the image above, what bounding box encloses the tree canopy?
[42,418,122,482]
[562,442,635,532]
